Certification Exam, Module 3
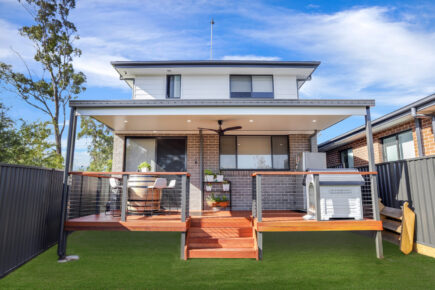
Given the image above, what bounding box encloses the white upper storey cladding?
[111,60,320,100]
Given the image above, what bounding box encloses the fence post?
[121,174,128,222]
[313,174,321,221]
[57,107,77,260]
[365,106,384,259]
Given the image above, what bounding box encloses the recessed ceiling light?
[124,120,128,123]
[312,119,317,123]
[187,120,191,123]
[153,130,157,133]
[249,119,254,123]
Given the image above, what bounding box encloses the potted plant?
[216,195,230,208]
[204,169,215,182]
[215,172,224,182]
[222,180,230,191]
[138,161,151,172]
[205,183,213,191]
[206,193,217,208]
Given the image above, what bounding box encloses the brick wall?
[112,133,312,211]
[325,119,435,167]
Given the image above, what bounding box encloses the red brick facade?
[325,119,435,167]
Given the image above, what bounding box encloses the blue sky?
[1,0,434,168]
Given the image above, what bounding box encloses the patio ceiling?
[72,99,373,134]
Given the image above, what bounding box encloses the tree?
[15,120,63,168]
[78,117,113,172]
[0,102,62,168]
[0,103,21,163]
[0,0,85,159]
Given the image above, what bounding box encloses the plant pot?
[205,175,214,182]
[217,201,230,208]
[140,168,149,172]
[206,200,215,207]
[215,175,224,182]
[223,184,230,191]
[205,185,212,191]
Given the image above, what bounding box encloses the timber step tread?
[188,237,254,249]
[190,218,251,228]
[188,227,253,238]
[380,207,402,220]
[188,247,257,259]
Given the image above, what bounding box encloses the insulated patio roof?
[70,99,374,135]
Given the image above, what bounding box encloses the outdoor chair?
[106,177,122,216]
[128,177,168,215]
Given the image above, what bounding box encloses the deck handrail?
[69,171,191,177]
[67,171,190,223]
[252,171,377,177]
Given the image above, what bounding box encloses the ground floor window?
[382,130,415,162]
[340,148,354,168]
[220,135,289,169]
[124,137,186,172]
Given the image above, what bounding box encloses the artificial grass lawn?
[1,231,435,289]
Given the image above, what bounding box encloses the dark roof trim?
[318,93,435,150]
[70,99,374,108]
[111,60,321,69]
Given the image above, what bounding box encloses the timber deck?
[65,210,382,233]
[64,212,189,232]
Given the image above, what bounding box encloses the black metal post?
[313,174,321,221]
[181,174,187,222]
[365,106,384,259]
[199,129,203,211]
[121,174,128,222]
[252,176,256,218]
[256,175,262,222]
[96,177,102,214]
[57,107,77,260]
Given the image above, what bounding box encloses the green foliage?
[0,102,63,168]
[138,161,151,171]
[78,116,113,172]
[206,193,228,202]
[0,103,21,163]
[204,169,214,176]
[0,0,85,155]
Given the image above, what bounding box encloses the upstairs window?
[340,148,354,168]
[230,75,273,98]
[382,130,415,162]
[166,75,181,98]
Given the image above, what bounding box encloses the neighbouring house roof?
[318,93,435,152]
[70,98,374,134]
[111,60,321,89]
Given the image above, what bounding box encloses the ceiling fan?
[198,120,242,136]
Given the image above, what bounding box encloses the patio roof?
[70,99,374,134]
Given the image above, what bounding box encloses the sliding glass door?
[124,137,186,172]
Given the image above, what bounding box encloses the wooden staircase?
[186,216,258,259]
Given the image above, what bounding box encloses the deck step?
[190,217,251,228]
[188,248,257,259]
[188,237,254,248]
[188,227,252,238]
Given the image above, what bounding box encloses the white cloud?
[238,6,435,105]
[222,55,281,61]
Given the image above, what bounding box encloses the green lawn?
[1,231,435,289]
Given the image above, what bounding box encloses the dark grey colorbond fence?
[0,164,63,278]
[370,156,435,248]
[332,156,435,248]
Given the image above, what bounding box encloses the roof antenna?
[210,18,215,60]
